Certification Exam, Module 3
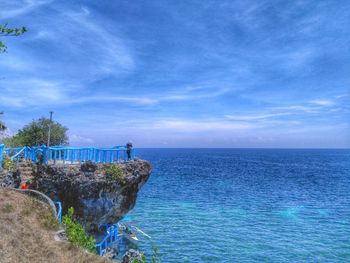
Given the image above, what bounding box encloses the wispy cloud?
[309,99,335,106]
[0,0,52,19]
[0,78,75,107]
[1,0,349,147]
[225,113,290,121]
[148,119,256,132]
[69,134,94,144]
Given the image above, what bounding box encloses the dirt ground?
[0,189,111,263]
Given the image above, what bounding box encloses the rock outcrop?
[0,170,20,188]
[122,249,144,263]
[0,158,152,232]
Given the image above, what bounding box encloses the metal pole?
[47,111,53,148]
[47,112,53,161]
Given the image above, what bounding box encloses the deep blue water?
[127,149,350,262]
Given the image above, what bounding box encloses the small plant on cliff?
[1,155,13,170]
[105,164,125,184]
[62,207,96,253]
[152,247,160,263]
[131,247,160,263]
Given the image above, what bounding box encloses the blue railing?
[0,144,4,168]
[54,201,62,224]
[96,224,121,256]
[2,145,134,167]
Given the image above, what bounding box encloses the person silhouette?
[126,141,133,161]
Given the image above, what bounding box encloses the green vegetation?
[62,207,96,253]
[41,210,59,230]
[2,117,68,147]
[152,247,160,263]
[105,164,125,184]
[2,203,14,213]
[132,254,146,263]
[1,155,13,170]
[132,247,160,263]
[0,22,27,53]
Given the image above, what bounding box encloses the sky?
[0,0,349,148]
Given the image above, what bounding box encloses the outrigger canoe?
[118,223,139,243]
[117,215,151,244]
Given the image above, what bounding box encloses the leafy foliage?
[131,247,160,263]
[3,117,68,147]
[1,155,13,170]
[105,163,125,184]
[0,22,27,53]
[152,247,159,263]
[62,207,96,253]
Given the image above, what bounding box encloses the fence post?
[63,149,66,167]
[0,144,4,169]
[42,146,47,165]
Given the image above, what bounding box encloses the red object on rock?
[20,184,29,190]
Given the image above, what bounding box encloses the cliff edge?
[0,158,152,232]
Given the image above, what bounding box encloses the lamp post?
[47,111,53,148]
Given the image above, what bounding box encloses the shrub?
[62,207,96,253]
[105,164,125,184]
[2,155,13,170]
[152,247,160,263]
[131,247,160,263]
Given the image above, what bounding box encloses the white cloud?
[0,78,73,107]
[225,112,290,121]
[0,0,52,19]
[70,95,158,106]
[69,134,94,144]
[309,99,335,106]
[149,119,256,132]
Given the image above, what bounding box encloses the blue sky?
[0,0,349,148]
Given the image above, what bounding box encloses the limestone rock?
[0,170,20,188]
[122,249,143,263]
[32,159,152,232]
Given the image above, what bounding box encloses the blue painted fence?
[54,201,62,224]
[1,145,134,168]
[96,224,121,256]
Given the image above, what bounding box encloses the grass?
[0,189,113,263]
[2,203,14,213]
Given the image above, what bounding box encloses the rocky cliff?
[0,159,152,232]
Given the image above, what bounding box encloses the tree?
[0,22,27,53]
[3,118,68,147]
[0,112,5,131]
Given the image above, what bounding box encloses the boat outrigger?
[117,215,151,244]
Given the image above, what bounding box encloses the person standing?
[126,141,133,161]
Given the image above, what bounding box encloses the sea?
[123,149,350,263]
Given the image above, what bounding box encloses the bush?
[131,247,160,263]
[105,164,125,184]
[2,155,13,170]
[62,207,96,253]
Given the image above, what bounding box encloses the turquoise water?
[128,149,350,262]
